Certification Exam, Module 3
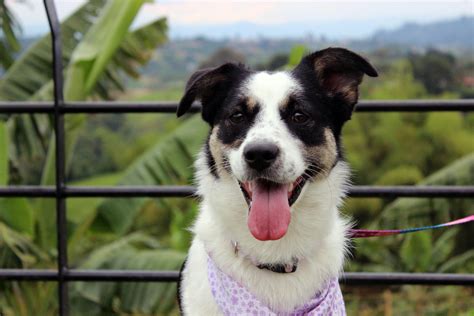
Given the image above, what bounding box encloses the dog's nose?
[244,142,280,171]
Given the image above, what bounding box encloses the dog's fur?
[177,48,378,314]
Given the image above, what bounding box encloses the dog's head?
[178,48,377,242]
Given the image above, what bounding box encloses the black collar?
[232,240,299,274]
[257,258,299,273]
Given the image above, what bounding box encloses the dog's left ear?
[295,47,378,108]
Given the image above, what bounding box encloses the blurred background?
[0,0,473,315]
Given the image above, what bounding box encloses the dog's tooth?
[288,183,294,192]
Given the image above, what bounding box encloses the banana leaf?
[0,120,7,185]
[35,0,163,251]
[0,0,22,69]
[93,115,208,235]
[70,233,185,315]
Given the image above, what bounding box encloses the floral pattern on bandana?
[207,255,346,316]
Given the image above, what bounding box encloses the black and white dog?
[177,48,378,315]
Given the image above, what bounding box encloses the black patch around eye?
[216,102,259,145]
[280,96,327,147]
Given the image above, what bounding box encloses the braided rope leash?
[349,214,474,238]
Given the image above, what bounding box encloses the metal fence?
[0,0,473,315]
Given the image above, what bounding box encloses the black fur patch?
[279,95,332,147]
[216,99,260,146]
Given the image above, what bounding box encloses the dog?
[176,47,378,315]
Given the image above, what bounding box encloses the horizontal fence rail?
[1,99,474,113]
[0,185,473,198]
[0,269,473,286]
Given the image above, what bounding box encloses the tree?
[255,53,288,71]
[408,49,457,94]
[198,47,246,68]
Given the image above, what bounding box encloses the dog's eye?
[229,112,244,124]
[291,111,309,124]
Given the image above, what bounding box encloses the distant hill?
[8,16,474,92]
[361,16,474,52]
[136,17,473,91]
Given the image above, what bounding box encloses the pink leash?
[349,214,474,238]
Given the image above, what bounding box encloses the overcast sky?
[7,0,474,39]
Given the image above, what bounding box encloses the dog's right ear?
[177,63,249,124]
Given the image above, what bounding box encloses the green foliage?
[93,115,207,235]
[64,0,148,100]
[0,222,48,269]
[1,0,168,185]
[409,49,457,94]
[0,120,7,184]
[0,0,22,70]
[129,88,184,102]
[70,233,185,315]
[343,111,474,186]
[381,153,474,227]
[400,232,432,272]
[0,198,34,237]
[362,60,428,99]
[35,0,161,252]
[376,165,424,185]
[0,1,173,313]
[344,286,474,316]
[0,0,106,101]
[352,155,474,274]
[286,44,308,68]
[0,282,57,316]
[169,203,198,251]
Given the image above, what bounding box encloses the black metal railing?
[0,1,473,315]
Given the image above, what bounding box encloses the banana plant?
[0,0,167,183]
[0,1,173,314]
[0,0,168,251]
[35,0,160,250]
[91,115,207,237]
[0,0,22,70]
[69,232,185,315]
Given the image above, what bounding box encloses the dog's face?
[178,48,377,242]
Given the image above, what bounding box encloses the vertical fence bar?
[43,1,68,315]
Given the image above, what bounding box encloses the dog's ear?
[177,63,249,124]
[295,47,378,108]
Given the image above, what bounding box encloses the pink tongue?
[248,182,291,241]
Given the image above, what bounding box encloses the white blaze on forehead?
[226,70,306,184]
[243,71,300,106]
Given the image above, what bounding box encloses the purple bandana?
[207,256,346,315]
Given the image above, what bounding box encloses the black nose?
[244,142,280,171]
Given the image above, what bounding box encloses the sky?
[6,0,474,39]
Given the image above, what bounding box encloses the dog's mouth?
[239,177,306,241]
